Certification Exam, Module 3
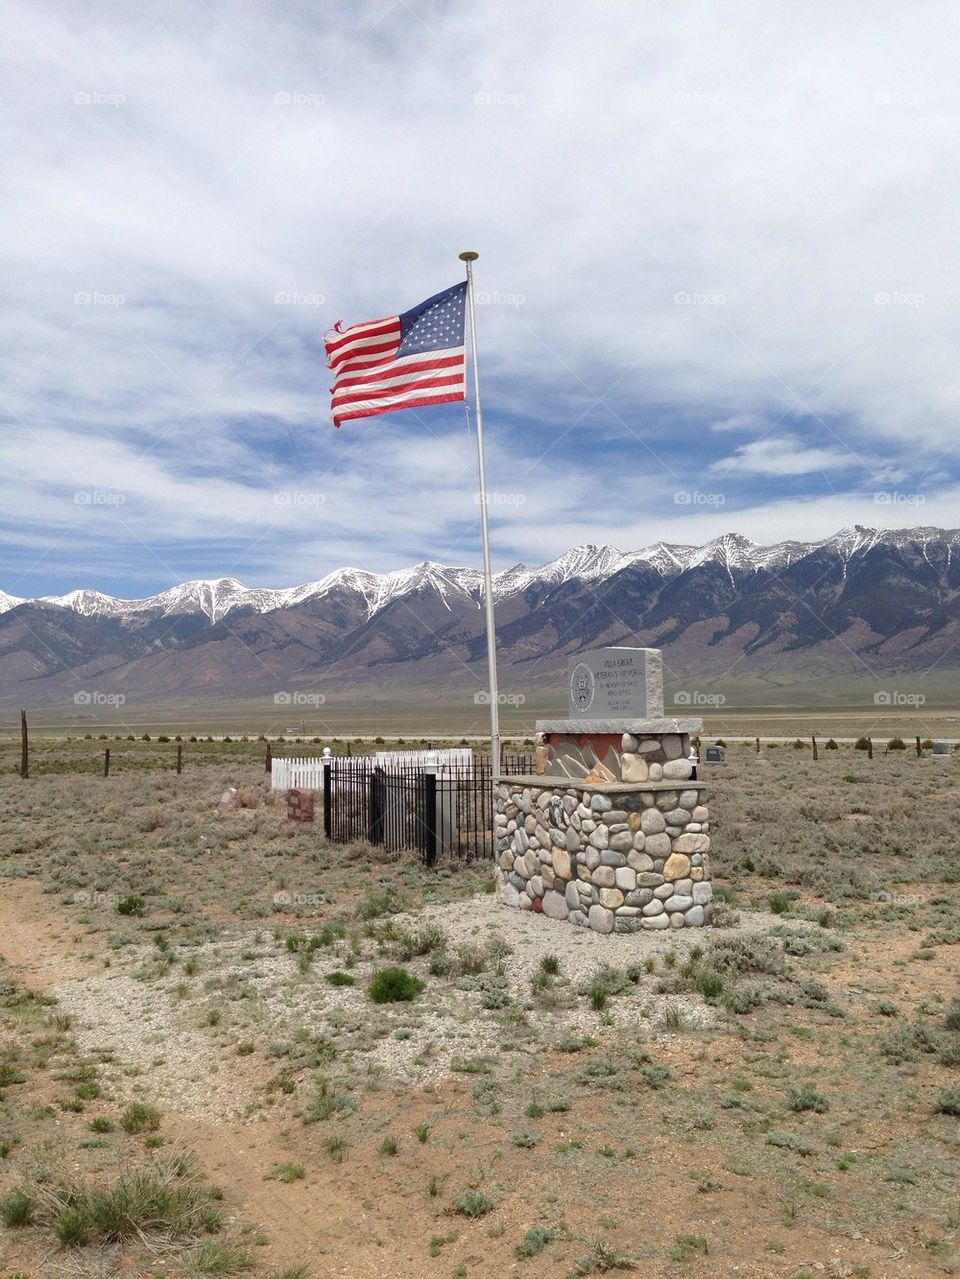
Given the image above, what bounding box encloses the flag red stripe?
[324,316,398,355]
[327,329,401,370]
[332,373,462,406]
[333,389,465,427]
[331,351,464,392]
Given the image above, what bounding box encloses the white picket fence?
[371,747,473,771]
[270,757,327,791]
[270,748,474,792]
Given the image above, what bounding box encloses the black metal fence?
[322,755,531,864]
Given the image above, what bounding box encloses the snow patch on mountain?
[9,527,960,628]
[0,590,25,615]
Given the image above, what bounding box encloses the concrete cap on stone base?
[535,717,703,734]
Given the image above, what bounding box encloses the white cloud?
[3,1,960,592]
[710,435,856,477]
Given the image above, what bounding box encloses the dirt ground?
[2,741,960,1277]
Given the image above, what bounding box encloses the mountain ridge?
[3,524,960,708]
[7,525,958,625]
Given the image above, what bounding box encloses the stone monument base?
[494,645,713,932]
[494,775,712,932]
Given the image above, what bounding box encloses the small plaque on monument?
[567,647,663,719]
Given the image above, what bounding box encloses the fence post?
[103,748,110,778]
[322,748,332,839]
[812,735,818,761]
[915,735,922,758]
[867,737,874,760]
[20,709,28,779]
[369,766,385,845]
[265,741,272,774]
[755,736,760,754]
[176,744,183,775]
[423,750,438,867]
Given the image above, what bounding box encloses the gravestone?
[933,741,950,756]
[705,745,726,764]
[287,788,315,822]
[568,647,663,718]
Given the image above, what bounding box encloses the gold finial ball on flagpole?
[458,251,479,261]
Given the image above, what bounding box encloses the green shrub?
[120,1101,162,1133]
[516,1225,555,1257]
[671,1233,709,1261]
[0,1187,35,1227]
[368,967,424,1004]
[265,1162,305,1182]
[55,1204,88,1245]
[116,895,146,917]
[325,971,355,987]
[195,1240,254,1272]
[695,971,723,1000]
[936,1088,960,1116]
[789,1087,829,1113]
[454,1188,494,1218]
[887,737,907,751]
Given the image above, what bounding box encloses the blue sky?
[3,1,960,600]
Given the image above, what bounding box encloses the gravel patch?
[52,896,793,1116]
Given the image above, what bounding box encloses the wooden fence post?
[867,737,874,760]
[265,741,272,774]
[755,736,760,754]
[176,744,183,774]
[812,735,819,760]
[915,735,922,758]
[19,709,28,779]
[103,748,110,778]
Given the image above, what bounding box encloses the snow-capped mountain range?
[4,523,960,708]
[4,526,956,625]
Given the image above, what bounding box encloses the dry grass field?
[1,737,960,1277]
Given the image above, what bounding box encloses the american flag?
[324,281,468,428]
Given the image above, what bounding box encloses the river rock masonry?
[494,645,713,931]
[494,776,712,932]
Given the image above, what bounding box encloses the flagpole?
[459,250,501,774]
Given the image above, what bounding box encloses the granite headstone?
[567,647,663,719]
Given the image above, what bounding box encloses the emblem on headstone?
[570,661,595,712]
